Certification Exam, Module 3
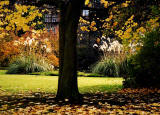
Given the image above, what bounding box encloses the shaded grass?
[78,72,104,77]
[30,71,104,77]
[2,68,105,77]
[0,74,123,94]
[0,67,7,70]
[30,71,59,76]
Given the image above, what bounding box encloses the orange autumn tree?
[0,32,21,66]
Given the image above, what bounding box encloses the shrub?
[7,53,53,74]
[0,43,20,66]
[91,52,130,77]
[47,54,59,68]
[0,31,21,67]
[77,45,100,71]
[0,29,59,68]
[22,30,59,68]
[92,58,120,77]
[123,29,160,88]
[119,57,131,77]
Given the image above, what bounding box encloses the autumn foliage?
[0,0,59,68]
[0,0,44,34]
[0,29,59,68]
[0,31,21,66]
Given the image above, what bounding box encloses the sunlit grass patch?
[79,77,123,93]
[0,70,7,75]
[0,75,58,94]
[0,74,123,94]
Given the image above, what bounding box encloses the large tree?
[57,0,85,100]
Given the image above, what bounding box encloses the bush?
[0,31,21,67]
[21,30,59,68]
[0,29,59,68]
[91,52,130,77]
[7,53,53,74]
[77,45,100,71]
[119,57,131,77]
[123,29,160,88]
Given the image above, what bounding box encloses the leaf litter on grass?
[0,88,160,114]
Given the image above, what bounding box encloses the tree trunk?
[56,0,84,101]
[9,0,16,9]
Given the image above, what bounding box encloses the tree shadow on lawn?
[1,88,160,114]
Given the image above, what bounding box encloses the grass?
[0,69,105,77]
[0,70,7,75]
[0,75,58,94]
[0,74,123,94]
[30,71,104,77]
[78,77,123,93]
[29,71,59,76]
[78,72,104,77]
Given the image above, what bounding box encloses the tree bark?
[56,0,85,101]
[9,0,16,9]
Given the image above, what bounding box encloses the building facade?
[16,0,60,34]
[42,5,60,34]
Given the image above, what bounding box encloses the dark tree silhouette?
[57,0,85,100]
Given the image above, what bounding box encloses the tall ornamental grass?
[7,53,53,74]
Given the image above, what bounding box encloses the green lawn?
[0,70,7,75]
[0,75,123,94]
[0,70,123,94]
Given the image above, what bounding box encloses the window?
[52,17,57,22]
[45,14,58,23]
[82,10,89,17]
